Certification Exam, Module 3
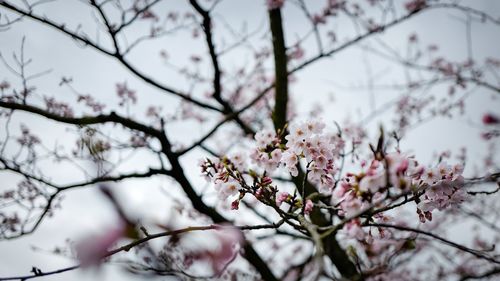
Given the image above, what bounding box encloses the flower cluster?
[200,158,242,202]
[186,226,244,276]
[202,120,468,229]
[116,82,137,106]
[332,152,467,222]
[248,121,344,192]
[17,124,40,148]
[202,120,345,213]
[250,129,282,173]
[283,121,343,191]
[416,163,466,222]
[332,153,420,217]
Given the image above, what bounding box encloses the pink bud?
[255,188,264,198]
[262,176,273,186]
[231,200,240,210]
[304,199,314,215]
[482,113,499,125]
[276,192,290,207]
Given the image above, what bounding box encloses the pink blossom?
[255,129,277,148]
[332,181,350,199]
[44,96,74,117]
[342,121,366,144]
[340,196,368,217]
[276,191,290,207]
[281,150,299,176]
[421,168,440,185]
[282,121,340,186]
[286,123,308,144]
[262,153,279,172]
[229,151,247,170]
[449,188,467,204]
[482,113,499,125]
[343,219,365,240]
[270,149,282,162]
[17,124,40,147]
[304,199,314,215]
[261,176,273,186]
[359,172,385,193]
[76,223,125,267]
[116,82,137,106]
[451,164,464,180]
[231,200,240,210]
[319,173,336,192]
[308,165,324,182]
[289,45,305,60]
[417,162,467,217]
[194,226,244,276]
[255,188,264,198]
[214,179,240,200]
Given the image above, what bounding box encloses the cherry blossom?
[276,191,290,207]
[214,179,241,201]
[2,1,499,279]
[482,113,500,125]
[304,199,314,215]
[75,223,126,267]
[189,226,244,276]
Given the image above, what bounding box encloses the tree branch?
[189,0,254,135]
[0,1,221,112]
[0,101,163,139]
[366,223,500,265]
[268,6,288,134]
[0,222,283,281]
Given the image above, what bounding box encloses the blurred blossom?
[191,225,244,276]
[482,113,499,125]
[75,221,126,267]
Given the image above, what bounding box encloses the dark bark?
[269,7,362,280]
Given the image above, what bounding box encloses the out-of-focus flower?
[76,222,126,267]
[304,199,314,215]
[482,113,499,125]
[193,225,244,276]
[343,219,365,240]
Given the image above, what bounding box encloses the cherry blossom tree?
[0,0,499,280]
